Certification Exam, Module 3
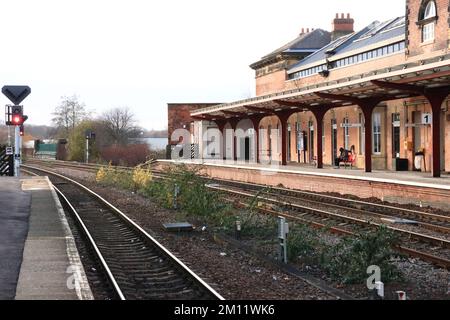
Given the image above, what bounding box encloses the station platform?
[157,160,450,211]
[0,176,92,300]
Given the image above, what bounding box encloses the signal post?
[2,86,31,177]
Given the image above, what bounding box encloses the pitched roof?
[287,16,406,74]
[250,29,331,69]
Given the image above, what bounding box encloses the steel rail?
[24,160,450,268]
[23,164,224,301]
[22,168,126,300]
[225,194,450,269]
[212,185,450,248]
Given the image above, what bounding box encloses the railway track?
[210,184,450,269]
[24,159,450,268]
[22,165,223,301]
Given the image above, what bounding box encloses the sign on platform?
[340,123,362,128]
[297,131,304,151]
[422,113,432,125]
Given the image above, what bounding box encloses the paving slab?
[14,176,93,300]
[0,177,31,300]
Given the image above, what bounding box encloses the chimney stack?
[300,27,314,35]
[331,13,354,41]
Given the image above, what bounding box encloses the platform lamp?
[318,69,330,77]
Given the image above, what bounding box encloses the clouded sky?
[0,0,405,130]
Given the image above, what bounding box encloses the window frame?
[372,113,382,155]
[343,117,350,150]
[419,1,437,43]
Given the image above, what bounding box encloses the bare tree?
[101,107,138,145]
[52,95,87,136]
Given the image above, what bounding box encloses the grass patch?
[96,163,152,191]
[142,164,230,221]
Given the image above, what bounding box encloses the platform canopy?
[190,51,450,178]
[191,52,450,119]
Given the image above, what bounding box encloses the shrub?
[320,225,403,284]
[95,163,133,190]
[99,144,151,167]
[287,224,322,262]
[132,166,152,190]
[234,188,278,238]
[143,164,228,218]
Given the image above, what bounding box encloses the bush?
[68,120,100,162]
[96,164,152,191]
[287,224,322,262]
[99,144,151,167]
[320,225,403,284]
[233,188,278,238]
[143,164,228,218]
[132,166,152,190]
[96,164,133,189]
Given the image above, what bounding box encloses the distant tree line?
[48,95,166,165]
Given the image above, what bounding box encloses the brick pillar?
[229,119,239,162]
[275,112,296,166]
[250,116,264,164]
[214,120,227,160]
[311,108,331,169]
[358,99,380,173]
[423,88,450,178]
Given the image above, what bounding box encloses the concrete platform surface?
[0,176,92,300]
[0,178,31,300]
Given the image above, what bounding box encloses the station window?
[373,113,382,154]
[392,113,401,158]
[359,113,365,155]
[421,1,437,43]
[343,117,350,150]
[290,41,405,80]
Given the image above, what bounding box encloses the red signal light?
[12,115,22,125]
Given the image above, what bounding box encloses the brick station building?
[174,0,450,178]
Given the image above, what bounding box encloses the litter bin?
[395,158,408,171]
[414,151,425,171]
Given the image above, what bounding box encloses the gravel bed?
[37,166,450,300]
[44,167,336,300]
[239,231,450,300]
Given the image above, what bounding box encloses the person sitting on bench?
[335,146,355,168]
[335,147,345,167]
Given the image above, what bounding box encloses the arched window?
[420,1,437,42]
[424,1,436,19]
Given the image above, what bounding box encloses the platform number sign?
[422,113,432,125]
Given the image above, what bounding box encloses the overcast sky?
[0,0,405,130]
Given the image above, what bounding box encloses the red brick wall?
[167,103,220,144]
[406,0,450,57]
[156,161,450,210]
[256,70,287,96]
